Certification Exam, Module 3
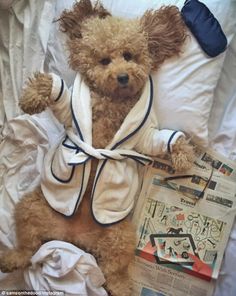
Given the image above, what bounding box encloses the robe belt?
[66,130,153,166]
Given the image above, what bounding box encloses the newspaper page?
[130,148,236,296]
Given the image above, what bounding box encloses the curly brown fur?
[141,6,187,70]
[0,188,135,295]
[171,137,195,171]
[59,0,111,39]
[19,72,52,115]
[67,16,151,99]
[0,2,192,295]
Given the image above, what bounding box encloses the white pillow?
[152,31,226,147]
[100,0,236,147]
[153,0,236,147]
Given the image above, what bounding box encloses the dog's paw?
[19,72,53,115]
[105,277,132,296]
[0,253,17,273]
[0,248,32,273]
[171,137,195,172]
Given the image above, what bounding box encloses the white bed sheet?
[209,34,236,296]
[209,35,236,161]
[0,0,236,294]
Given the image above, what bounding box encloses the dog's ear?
[59,0,111,39]
[140,6,187,70]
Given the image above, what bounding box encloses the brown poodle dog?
[0,1,194,295]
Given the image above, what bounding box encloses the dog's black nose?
[117,73,129,85]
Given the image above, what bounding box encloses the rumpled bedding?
[24,241,107,296]
[0,0,236,295]
[209,34,236,296]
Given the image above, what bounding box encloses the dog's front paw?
[171,137,195,172]
[19,72,53,115]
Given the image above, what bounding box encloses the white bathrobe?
[41,73,184,225]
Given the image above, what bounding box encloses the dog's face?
[60,0,187,99]
[69,17,151,99]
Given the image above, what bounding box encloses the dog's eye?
[100,58,111,65]
[123,52,132,61]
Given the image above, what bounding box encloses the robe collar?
[70,73,153,149]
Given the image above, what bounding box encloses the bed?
[0,0,235,295]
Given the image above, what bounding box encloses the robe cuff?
[50,73,64,102]
[152,129,185,154]
[167,130,185,153]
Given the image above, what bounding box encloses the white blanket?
[24,241,107,296]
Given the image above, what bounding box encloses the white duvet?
[0,0,236,295]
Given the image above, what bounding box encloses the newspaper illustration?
[136,198,226,280]
[131,147,236,296]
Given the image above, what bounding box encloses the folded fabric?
[0,0,14,9]
[24,241,108,296]
[181,0,227,57]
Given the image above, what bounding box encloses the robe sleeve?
[49,73,72,128]
[136,127,185,156]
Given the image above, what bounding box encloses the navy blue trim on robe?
[50,76,153,221]
[91,75,154,226]
[55,79,64,102]
[167,131,179,154]
[49,89,87,217]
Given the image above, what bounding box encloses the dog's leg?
[0,188,65,273]
[0,248,35,273]
[68,220,136,295]
[94,220,136,296]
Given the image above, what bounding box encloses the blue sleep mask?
[181,0,227,57]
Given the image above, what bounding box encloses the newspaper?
[130,147,236,296]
